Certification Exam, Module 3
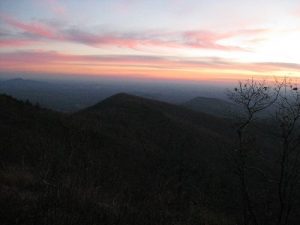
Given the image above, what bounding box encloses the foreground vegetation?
[0,79,300,225]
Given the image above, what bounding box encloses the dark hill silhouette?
[1,93,298,225]
[0,93,239,225]
[0,93,299,225]
[84,93,233,137]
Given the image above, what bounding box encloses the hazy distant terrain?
[0,77,230,112]
[182,96,241,118]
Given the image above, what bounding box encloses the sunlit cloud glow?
[0,0,299,81]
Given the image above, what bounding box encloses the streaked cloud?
[1,14,56,38]
[1,14,260,51]
[0,0,299,81]
[0,50,299,81]
[0,39,36,47]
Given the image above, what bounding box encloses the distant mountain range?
[182,96,241,118]
[0,77,231,112]
[0,78,109,111]
[0,78,269,119]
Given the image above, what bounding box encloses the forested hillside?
[0,93,299,225]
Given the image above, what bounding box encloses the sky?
[0,0,300,82]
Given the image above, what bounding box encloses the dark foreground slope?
[0,93,253,225]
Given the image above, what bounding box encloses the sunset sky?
[0,0,300,82]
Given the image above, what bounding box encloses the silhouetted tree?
[274,78,300,225]
[228,78,280,225]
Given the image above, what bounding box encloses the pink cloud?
[65,29,246,51]
[0,39,35,47]
[181,29,268,51]
[1,14,267,51]
[0,14,56,38]
[64,30,183,49]
[182,31,238,50]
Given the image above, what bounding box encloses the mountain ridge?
[1,92,299,225]
[183,96,240,118]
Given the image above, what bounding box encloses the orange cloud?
[0,51,299,81]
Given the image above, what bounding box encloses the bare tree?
[228,78,280,225]
[274,78,300,225]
